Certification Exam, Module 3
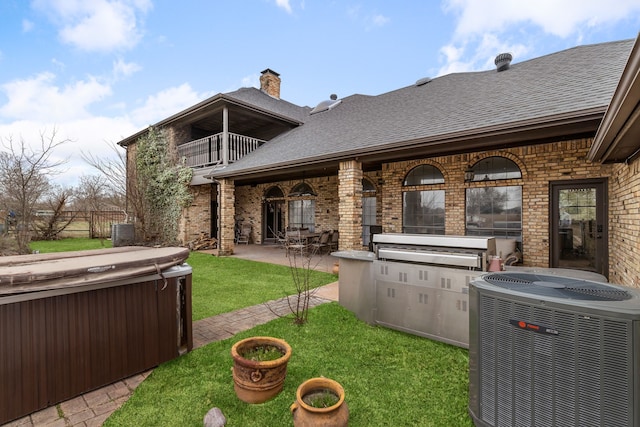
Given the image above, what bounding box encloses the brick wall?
[609,159,640,287]
[179,185,212,244]
[381,138,611,270]
[338,160,363,250]
[178,136,640,287]
[234,176,342,244]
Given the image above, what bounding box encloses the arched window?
[404,164,445,185]
[402,165,445,234]
[467,156,521,182]
[362,178,376,193]
[288,182,316,231]
[466,157,522,253]
[288,182,317,197]
[264,186,284,199]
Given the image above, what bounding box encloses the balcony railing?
[178,132,266,168]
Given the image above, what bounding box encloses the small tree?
[266,241,324,325]
[0,130,68,253]
[286,245,322,324]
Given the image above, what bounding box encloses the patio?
[214,243,341,276]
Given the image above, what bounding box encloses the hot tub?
[0,246,192,424]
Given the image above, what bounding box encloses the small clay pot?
[290,377,349,426]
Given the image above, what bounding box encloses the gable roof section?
[118,87,309,147]
[212,39,634,180]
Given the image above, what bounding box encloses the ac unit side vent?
[482,272,632,301]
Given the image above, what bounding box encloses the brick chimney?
[260,68,281,99]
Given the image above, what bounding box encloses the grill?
[370,234,497,348]
[373,233,496,271]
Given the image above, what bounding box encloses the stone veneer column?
[218,178,235,255]
[338,160,363,250]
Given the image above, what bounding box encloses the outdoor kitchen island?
[334,234,497,349]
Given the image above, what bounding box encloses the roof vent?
[494,53,512,72]
[415,77,432,86]
[310,95,341,115]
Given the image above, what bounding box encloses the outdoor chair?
[268,226,287,249]
[311,230,331,254]
[285,229,309,256]
[328,230,339,252]
[236,224,251,244]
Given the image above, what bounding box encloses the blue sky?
[1,0,640,186]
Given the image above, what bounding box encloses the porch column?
[218,178,235,255]
[222,106,229,165]
[338,159,363,250]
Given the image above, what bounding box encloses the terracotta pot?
[290,377,349,427]
[231,336,292,404]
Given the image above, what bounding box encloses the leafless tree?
[82,141,134,221]
[0,129,68,253]
[35,187,76,241]
[74,174,123,212]
[81,142,126,201]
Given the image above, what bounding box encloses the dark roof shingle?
[214,39,634,177]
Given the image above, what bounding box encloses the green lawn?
[105,303,472,427]
[188,252,337,320]
[30,237,112,252]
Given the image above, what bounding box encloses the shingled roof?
[211,39,634,180]
[118,86,309,147]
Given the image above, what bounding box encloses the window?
[404,164,445,185]
[265,186,284,199]
[466,186,522,238]
[403,190,445,234]
[467,156,521,182]
[362,178,377,246]
[288,200,315,231]
[465,156,522,241]
[288,182,316,197]
[403,165,445,234]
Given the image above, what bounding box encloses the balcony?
[178,132,266,168]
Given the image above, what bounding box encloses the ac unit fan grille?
[482,272,631,301]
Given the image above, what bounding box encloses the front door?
[550,179,608,278]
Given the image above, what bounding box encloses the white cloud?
[0,72,111,122]
[0,117,138,187]
[113,58,141,79]
[446,0,640,39]
[438,0,640,75]
[130,83,207,126]
[32,0,152,52]
[275,0,292,14]
[241,74,259,89]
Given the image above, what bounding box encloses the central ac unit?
[468,272,640,427]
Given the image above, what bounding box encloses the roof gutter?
[589,33,640,163]
[210,107,605,179]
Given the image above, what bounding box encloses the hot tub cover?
[0,246,190,295]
